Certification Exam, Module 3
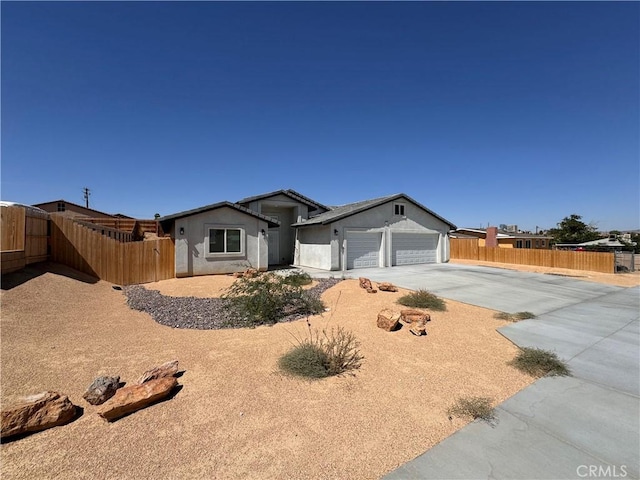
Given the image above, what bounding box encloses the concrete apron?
[342,265,640,480]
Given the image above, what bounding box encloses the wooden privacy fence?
[450,238,615,274]
[1,205,49,274]
[50,215,175,285]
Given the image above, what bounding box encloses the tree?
[547,214,601,245]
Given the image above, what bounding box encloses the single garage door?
[392,232,438,266]
[346,231,381,269]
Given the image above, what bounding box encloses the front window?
[394,203,405,216]
[516,240,523,248]
[208,228,242,254]
[57,202,65,212]
[525,240,532,248]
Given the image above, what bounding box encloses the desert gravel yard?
[0,263,534,480]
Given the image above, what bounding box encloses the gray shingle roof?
[292,193,456,229]
[158,201,280,227]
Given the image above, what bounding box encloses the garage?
[392,232,438,266]
[346,231,381,269]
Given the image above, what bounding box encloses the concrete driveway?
[330,264,640,480]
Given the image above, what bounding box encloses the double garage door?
[392,232,438,266]
[346,231,439,269]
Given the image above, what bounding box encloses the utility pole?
[83,187,91,208]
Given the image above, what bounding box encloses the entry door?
[268,230,280,265]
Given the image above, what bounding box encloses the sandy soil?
[1,263,534,479]
[450,259,640,288]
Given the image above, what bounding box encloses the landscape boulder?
[137,360,179,384]
[400,309,431,325]
[83,375,121,405]
[377,309,401,331]
[97,377,178,422]
[359,277,377,293]
[1,391,78,439]
[377,282,398,292]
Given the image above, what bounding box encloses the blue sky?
[2,1,638,231]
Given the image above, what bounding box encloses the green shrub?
[397,289,446,311]
[283,271,313,287]
[494,311,536,322]
[222,273,325,327]
[278,343,330,379]
[279,326,364,379]
[447,396,496,423]
[509,347,571,377]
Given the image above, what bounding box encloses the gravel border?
[124,277,342,330]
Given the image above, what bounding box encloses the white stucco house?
[159,190,456,277]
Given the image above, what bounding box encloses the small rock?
[409,321,427,336]
[359,277,373,290]
[1,391,78,439]
[83,376,121,405]
[378,282,398,292]
[377,309,401,331]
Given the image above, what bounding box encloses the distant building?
[453,227,552,249]
[33,199,116,219]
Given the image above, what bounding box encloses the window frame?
[206,226,245,256]
[393,202,406,216]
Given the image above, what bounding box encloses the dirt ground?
[1,259,628,479]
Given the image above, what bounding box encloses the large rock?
[97,377,178,422]
[400,309,431,325]
[359,277,377,293]
[1,391,78,439]
[83,376,120,405]
[377,309,401,331]
[378,282,398,292]
[137,360,179,384]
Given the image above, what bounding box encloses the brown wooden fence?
[50,215,175,285]
[450,238,615,274]
[1,205,49,274]
[79,218,161,236]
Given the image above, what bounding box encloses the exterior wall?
[295,225,332,270]
[327,200,452,270]
[173,206,268,277]
[247,194,311,265]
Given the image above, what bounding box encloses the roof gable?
[33,199,116,217]
[237,189,329,212]
[293,193,456,229]
[158,201,280,227]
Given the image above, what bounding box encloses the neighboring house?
[33,199,117,219]
[454,228,552,249]
[555,236,636,251]
[159,190,456,276]
[158,202,279,277]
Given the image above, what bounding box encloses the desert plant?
[494,311,536,322]
[222,273,325,327]
[283,270,313,287]
[278,343,330,379]
[447,396,496,423]
[279,325,364,379]
[397,289,446,311]
[509,347,571,377]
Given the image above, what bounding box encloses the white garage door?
[392,232,438,266]
[346,231,381,269]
